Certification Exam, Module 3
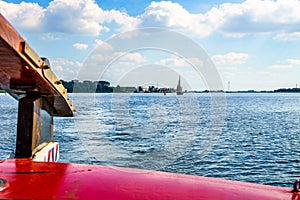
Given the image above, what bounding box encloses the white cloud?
[104,9,140,32]
[54,65,63,71]
[94,39,114,50]
[43,0,108,35]
[267,65,292,69]
[187,58,204,68]
[211,52,249,65]
[0,1,44,31]
[51,58,83,68]
[275,32,300,41]
[214,0,300,37]
[157,57,187,67]
[3,0,300,40]
[87,51,145,67]
[51,58,82,80]
[73,43,88,50]
[264,59,300,70]
[287,59,300,65]
[120,52,146,63]
[156,57,204,69]
[0,0,139,36]
[258,71,280,77]
[40,33,62,40]
[139,1,211,37]
[138,0,300,38]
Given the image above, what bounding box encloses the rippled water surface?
[1,93,300,187]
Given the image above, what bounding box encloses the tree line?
[61,80,113,93]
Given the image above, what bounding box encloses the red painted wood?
[0,159,295,199]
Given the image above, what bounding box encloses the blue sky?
[1,0,300,91]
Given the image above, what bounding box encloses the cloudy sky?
[1,0,300,91]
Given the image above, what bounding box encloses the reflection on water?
[1,93,300,187]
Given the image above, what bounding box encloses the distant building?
[137,86,149,93]
[114,85,137,93]
[160,88,175,93]
[176,76,183,95]
[114,85,121,93]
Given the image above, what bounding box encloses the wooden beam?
[15,95,54,158]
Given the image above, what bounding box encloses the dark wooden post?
[15,95,54,158]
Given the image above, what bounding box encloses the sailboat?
[176,76,184,95]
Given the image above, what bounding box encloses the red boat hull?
[0,159,294,199]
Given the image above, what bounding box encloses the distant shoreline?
[65,90,300,94]
[60,79,300,94]
[3,80,299,94]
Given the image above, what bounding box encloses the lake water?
[1,93,300,187]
